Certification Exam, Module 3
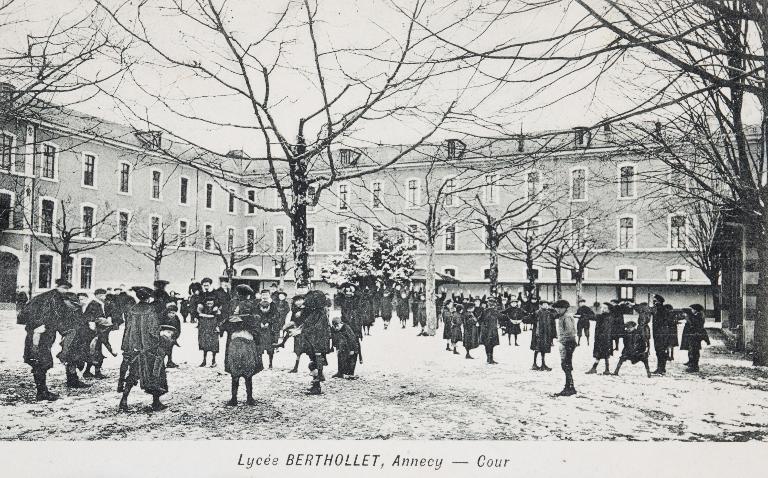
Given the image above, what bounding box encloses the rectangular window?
[407,224,418,250]
[338,184,348,210]
[228,190,235,213]
[620,166,635,198]
[571,217,586,249]
[83,154,96,187]
[372,181,382,208]
[338,226,348,252]
[445,225,456,251]
[306,227,316,252]
[179,220,188,247]
[119,163,130,193]
[151,216,160,244]
[618,217,634,249]
[41,144,56,179]
[80,257,93,289]
[447,139,457,159]
[206,184,213,209]
[247,190,255,214]
[151,171,161,199]
[180,177,188,204]
[444,178,455,206]
[670,269,686,282]
[118,212,129,241]
[0,192,12,230]
[38,254,53,289]
[444,268,456,277]
[82,206,94,238]
[484,174,498,204]
[246,229,255,253]
[204,225,213,250]
[1,133,12,170]
[227,227,235,252]
[670,215,686,249]
[618,286,635,301]
[275,227,285,253]
[526,172,539,199]
[571,169,586,200]
[407,180,419,208]
[63,256,74,284]
[41,199,54,234]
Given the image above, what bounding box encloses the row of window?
[37,254,94,290]
[1,193,692,253]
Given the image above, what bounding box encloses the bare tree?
[202,231,266,283]
[20,195,122,281]
[92,0,473,289]
[130,213,198,281]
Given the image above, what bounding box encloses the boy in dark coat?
[253,290,278,369]
[395,289,410,328]
[479,297,502,364]
[21,279,73,401]
[450,304,464,354]
[197,291,221,367]
[651,294,671,375]
[416,293,427,336]
[612,321,652,378]
[221,285,262,405]
[162,303,182,368]
[380,288,394,329]
[682,304,710,373]
[610,300,625,351]
[83,289,115,379]
[586,302,614,375]
[302,290,332,395]
[119,286,172,412]
[284,295,307,373]
[462,303,480,359]
[575,299,594,346]
[331,316,362,378]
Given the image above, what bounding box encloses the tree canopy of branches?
[92,0,478,289]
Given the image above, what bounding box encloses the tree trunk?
[488,236,499,296]
[754,214,768,366]
[154,258,161,281]
[425,240,437,336]
[554,257,562,300]
[575,271,583,304]
[59,242,71,281]
[291,209,311,289]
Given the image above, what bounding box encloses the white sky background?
[1,0,763,156]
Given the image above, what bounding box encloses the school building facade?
[1,96,714,310]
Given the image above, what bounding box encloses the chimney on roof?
[516,134,525,152]
[136,130,162,150]
[446,138,466,159]
[573,127,590,147]
[654,120,663,139]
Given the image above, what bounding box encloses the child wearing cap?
[221,284,262,405]
[331,316,362,379]
[681,304,710,373]
[553,300,577,396]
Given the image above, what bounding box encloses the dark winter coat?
[290,306,308,355]
[416,300,427,327]
[340,294,363,338]
[380,292,394,320]
[83,299,107,365]
[356,292,375,327]
[301,290,332,355]
[479,308,501,347]
[253,301,278,354]
[112,292,135,328]
[620,328,649,363]
[651,304,672,354]
[590,312,613,359]
[680,313,709,351]
[575,305,594,333]
[394,293,410,321]
[22,289,70,372]
[221,299,263,378]
[196,299,221,353]
[123,302,168,396]
[532,309,555,353]
[332,322,361,355]
[610,308,625,341]
[462,311,480,350]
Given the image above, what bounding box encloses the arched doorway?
[0,252,20,302]
[233,267,260,292]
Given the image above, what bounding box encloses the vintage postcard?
[1,1,767,476]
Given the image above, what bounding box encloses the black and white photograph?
[1,0,768,475]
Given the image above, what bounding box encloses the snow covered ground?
[1,311,767,441]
